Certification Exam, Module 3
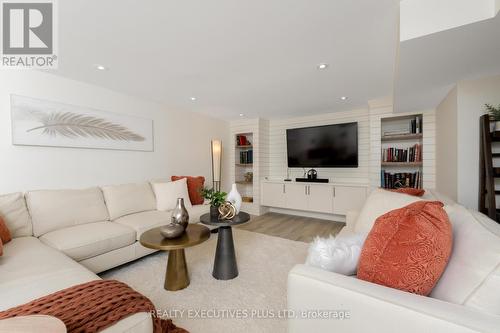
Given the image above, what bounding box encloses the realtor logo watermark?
[1,0,58,68]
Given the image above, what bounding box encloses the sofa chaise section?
[288,189,500,333]
[0,237,153,333]
[25,186,154,273]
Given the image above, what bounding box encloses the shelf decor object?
[171,198,189,229]
[211,139,222,191]
[218,201,237,220]
[160,223,184,239]
[227,184,242,213]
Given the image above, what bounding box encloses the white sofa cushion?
[0,237,99,310]
[0,237,153,333]
[188,203,210,224]
[114,210,171,240]
[39,222,136,261]
[0,315,66,333]
[151,178,192,211]
[431,205,500,315]
[0,192,32,238]
[101,183,156,220]
[26,188,109,237]
[354,188,422,233]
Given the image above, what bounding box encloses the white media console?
[261,180,368,218]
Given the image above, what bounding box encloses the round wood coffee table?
[200,212,250,280]
[140,224,210,291]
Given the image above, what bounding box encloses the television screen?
[286,122,358,168]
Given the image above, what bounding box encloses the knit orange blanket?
[0,280,188,333]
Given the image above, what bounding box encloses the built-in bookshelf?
[381,114,423,189]
[235,133,254,203]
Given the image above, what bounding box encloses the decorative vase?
[171,198,189,230]
[210,205,219,219]
[227,183,242,214]
[160,223,184,239]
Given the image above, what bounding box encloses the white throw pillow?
[354,188,422,233]
[152,178,192,211]
[305,233,367,275]
[431,205,500,315]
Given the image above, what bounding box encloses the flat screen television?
[286,122,358,168]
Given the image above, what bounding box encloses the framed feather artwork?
[10,95,154,151]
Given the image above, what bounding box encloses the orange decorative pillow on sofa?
[357,201,452,296]
[387,188,425,197]
[0,216,12,244]
[171,176,205,205]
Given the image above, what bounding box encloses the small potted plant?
[486,104,500,132]
[200,187,227,218]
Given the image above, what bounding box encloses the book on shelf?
[236,135,251,146]
[381,170,422,189]
[239,149,253,164]
[410,116,422,134]
[381,144,422,163]
[383,130,410,136]
[383,115,422,136]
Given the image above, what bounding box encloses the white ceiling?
[50,0,400,119]
[395,13,500,112]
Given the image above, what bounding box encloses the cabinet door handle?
[308,185,310,195]
[283,184,285,194]
[333,187,336,197]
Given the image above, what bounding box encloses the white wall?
[456,74,500,209]
[436,86,458,201]
[400,0,497,41]
[0,71,230,193]
[267,109,370,184]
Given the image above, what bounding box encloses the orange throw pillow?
[387,188,425,197]
[171,176,205,205]
[0,216,12,244]
[357,201,452,296]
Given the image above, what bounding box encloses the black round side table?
[200,211,250,280]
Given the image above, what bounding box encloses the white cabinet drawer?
[261,182,286,208]
[333,186,367,215]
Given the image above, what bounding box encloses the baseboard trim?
[268,207,346,223]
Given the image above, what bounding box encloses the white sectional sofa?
[288,189,500,333]
[0,181,209,333]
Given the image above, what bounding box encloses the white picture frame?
[10,95,154,151]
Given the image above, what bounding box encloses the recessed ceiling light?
[317,63,328,70]
[340,96,348,101]
[95,65,107,71]
[239,113,244,117]
[190,97,197,101]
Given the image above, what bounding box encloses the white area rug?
[101,229,308,333]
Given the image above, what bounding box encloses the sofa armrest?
[344,210,359,232]
[288,264,500,333]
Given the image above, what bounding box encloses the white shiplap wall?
[268,109,370,184]
[229,105,436,216]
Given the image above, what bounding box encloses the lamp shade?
[211,140,222,187]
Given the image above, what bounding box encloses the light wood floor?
[235,212,345,243]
